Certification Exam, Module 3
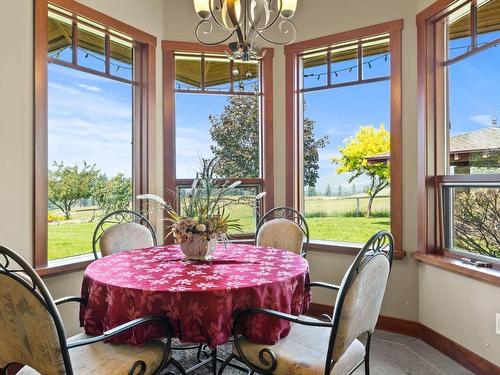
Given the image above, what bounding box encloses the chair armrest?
[67,316,172,349]
[306,281,340,291]
[232,307,331,374]
[54,296,87,306]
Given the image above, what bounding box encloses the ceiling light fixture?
[193,0,298,60]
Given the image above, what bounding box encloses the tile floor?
[170,330,474,375]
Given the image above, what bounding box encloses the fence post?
[356,198,360,216]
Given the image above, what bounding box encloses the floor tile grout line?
[372,337,449,375]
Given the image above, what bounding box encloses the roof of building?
[366,126,500,163]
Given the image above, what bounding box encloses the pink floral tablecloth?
[80,244,311,347]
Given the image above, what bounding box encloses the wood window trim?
[161,40,275,241]
[34,0,157,273]
[416,0,500,285]
[284,19,404,258]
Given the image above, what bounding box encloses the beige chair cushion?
[331,254,390,362]
[99,222,155,256]
[0,274,66,374]
[256,218,304,255]
[233,316,365,375]
[18,333,168,375]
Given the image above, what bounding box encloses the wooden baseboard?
[309,303,500,375]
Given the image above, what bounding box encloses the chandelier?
[193,0,298,60]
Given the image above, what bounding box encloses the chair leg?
[364,332,372,375]
[167,358,187,375]
[218,353,235,375]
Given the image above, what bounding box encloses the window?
[418,0,500,264]
[285,21,403,253]
[35,0,156,271]
[163,42,274,238]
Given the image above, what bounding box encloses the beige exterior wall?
[0,0,498,365]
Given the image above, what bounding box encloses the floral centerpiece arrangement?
[138,158,264,260]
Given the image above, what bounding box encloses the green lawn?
[48,222,95,260]
[47,195,390,260]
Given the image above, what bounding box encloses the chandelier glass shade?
[193,0,298,60]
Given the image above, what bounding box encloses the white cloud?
[77,84,102,92]
[469,114,492,127]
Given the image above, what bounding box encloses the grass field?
[47,195,390,260]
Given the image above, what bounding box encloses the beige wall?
[0,0,498,366]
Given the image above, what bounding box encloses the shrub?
[305,211,329,218]
[48,213,66,222]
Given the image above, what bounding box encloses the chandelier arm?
[252,19,297,45]
[252,0,283,32]
[195,20,237,46]
[208,0,237,32]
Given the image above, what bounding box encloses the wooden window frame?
[34,0,157,276]
[284,20,404,258]
[416,0,500,286]
[162,41,275,241]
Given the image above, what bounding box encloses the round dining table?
[79,243,311,348]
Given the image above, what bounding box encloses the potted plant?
[138,158,264,260]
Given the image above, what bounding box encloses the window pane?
[48,12,73,63]
[47,64,133,260]
[233,60,260,92]
[175,93,260,178]
[302,51,328,89]
[110,36,133,81]
[362,38,390,80]
[175,55,202,91]
[177,185,259,235]
[331,43,358,84]
[205,57,232,92]
[447,3,472,60]
[443,185,500,261]
[447,46,500,175]
[303,80,390,244]
[78,24,106,72]
[477,0,500,46]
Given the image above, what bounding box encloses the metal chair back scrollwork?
[324,230,394,374]
[255,207,310,257]
[0,245,73,374]
[228,230,394,375]
[92,209,158,259]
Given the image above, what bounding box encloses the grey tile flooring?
[169,330,474,375]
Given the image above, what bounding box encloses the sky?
[48,36,499,190]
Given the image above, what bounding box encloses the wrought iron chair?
[219,230,394,375]
[0,245,186,375]
[255,207,310,257]
[92,209,158,259]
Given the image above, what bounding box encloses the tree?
[332,125,390,217]
[93,173,132,214]
[337,185,343,197]
[306,186,317,197]
[209,96,328,187]
[209,95,260,178]
[352,183,356,195]
[454,188,500,259]
[325,184,332,196]
[303,117,329,187]
[48,161,99,220]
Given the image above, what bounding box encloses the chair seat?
[18,333,168,375]
[233,316,365,375]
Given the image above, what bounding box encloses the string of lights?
[175,78,259,92]
[49,46,132,72]
[303,53,389,80]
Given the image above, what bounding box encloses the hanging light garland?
[193,0,298,61]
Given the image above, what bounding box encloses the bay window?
[285,21,403,255]
[34,0,156,273]
[417,0,500,270]
[163,42,274,238]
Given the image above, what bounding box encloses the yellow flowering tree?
[332,125,390,217]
